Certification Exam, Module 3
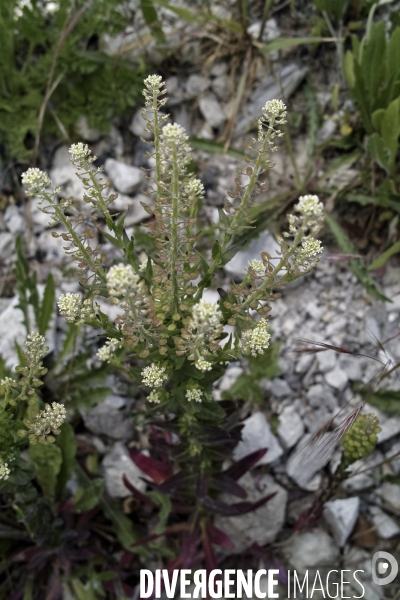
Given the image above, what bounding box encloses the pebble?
[277,405,304,449]
[218,366,243,392]
[198,93,226,129]
[316,349,337,373]
[284,530,339,572]
[325,366,349,391]
[82,394,134,440]
[323,497,360,547]
[224,230,280,279]
[102,441,146,499]
[377,482,400,512]
[233,412,284,465]
[214,473,287,554]
[4,204,25,234]
[186,74,210,97]
[129,107,153,139]
[75,115,102,142]
[368,505,400,539]
[104,158,144,195]
[50,145,86,199]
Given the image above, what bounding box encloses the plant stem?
[171,147,180,313]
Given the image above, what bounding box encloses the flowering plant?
[12,75,325,577]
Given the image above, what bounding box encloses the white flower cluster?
[195,358,212,372]
[0,377,16,390]
[161,123,188,143]
[160,123,191,169]
[58,293,94,324]
[97,338,122,362]
[261,99,287,123]
[141,364,167,388]
[241,319,271,357]
[143,74,163,101]
[295,195,324,219]
[24,332,48,362]
[248,259,265,277]
[22,402,67,443]
[191,300,222,332]
[106,263,139,298]
[69,142,91,167]
[186,389,203,402]
[147,390,161,403]
[21,168,51,196]
[0,460,10,481]
[300,238,323,257]
[185,179,205,198]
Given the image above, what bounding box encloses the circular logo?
[372,551,398,586]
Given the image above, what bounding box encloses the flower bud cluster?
[96,338,123,363]
[257,99,287,147]
[69,142,94,168]
[58,293,95,324]
[341,413,381,469]
[21,168,51,197]
[240,319,271,357]
[13,333,48,402]
[19,402,67,445]
[186,389,203,402]
[176,301,223,368]
[0,460,10,481]
[248,259,265,277]
[141,364,167,389]
[106,263,140,299]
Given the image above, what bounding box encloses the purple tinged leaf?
[129,450,173,483]
[201,492,276,516]
[223,448,268,481]
[210,475,248,499]
[206,521,235,550]
[123,474,159,507]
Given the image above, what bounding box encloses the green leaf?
[343,50,355,88]
[260,36,335,53]
[102,501,143,552]
[73,478,104,512]
[371,108,386,132]
[29,443,63,499]
[148,491,171,534]
[188,137,246,159]
[368,240,400,270]
[38,273,55,336]
[140,0,165,44]
[365,390,400,414]
[387,27,400,80]
[324,211,390,302]
[367,133,390,171]
[322,150,361,181]
[380,98,400,174]
[56,422,77,497]
[101,229,125,249]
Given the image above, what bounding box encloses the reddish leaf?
[223,448,268,481]
[129,450,173,483]
[202,492,276,516]
[201,528,218,573]
[123,474,159,507]
[210,475,247,499]
[206,521,235,550]
[181,524,200,567]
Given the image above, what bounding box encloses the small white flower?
[186,389,203,402]
[248,259,265,277]
[141,364,168,388]
[0,461,10,481]
[24,332,48,361]
[57,293,93,324]
[147,391,161,404]
[195,357,212,372]
[295,195,324,219]
[300,238,323,258]
[143,74,163,91]
[97,338,122,362]
[161,123,188,144]
[241,319,271,357]
[69,142,91,166]
[22,168,51,196]
[106,263,139,298]
[262,99,287,123]
[185,179,205,198]
[191,300,222,331]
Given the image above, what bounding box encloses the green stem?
[194,126,275,302]
[152,90,162,198]
[45,193,105,281]
[171,147,180,313]
[241,229,303,311]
